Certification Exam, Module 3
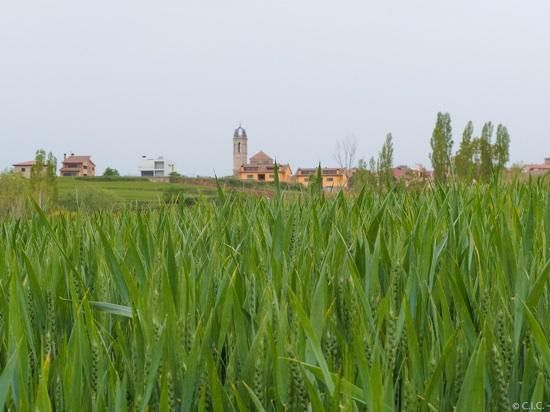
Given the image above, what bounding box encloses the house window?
[247,175,254,179]
[21,168,26,172]
[83,165,87,169]
[269,174,274,178]
[238,142,241,153]
[326,177,334,182]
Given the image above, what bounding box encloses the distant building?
[232,124,292,182]
[523,158,550,175]
[388,164,433,185]
[60,154,96,177]
[295,168,349,189]
[138,157,176,177]
[391,165,411,179]
[12,160,36,178]
[239,150,293,183]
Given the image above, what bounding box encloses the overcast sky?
[1,1,548,176]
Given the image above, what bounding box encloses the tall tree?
[430,112,453,183]
[369,156,379,188]
[31,149,57,208]
[378,133,394,185]
[455,121,474,181]
[478,122,494,181]
[368,156,377,175]
[334,135,357,179]
[350,158,369,191]
[493,124,510,172]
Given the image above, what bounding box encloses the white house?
[138,157,176,177]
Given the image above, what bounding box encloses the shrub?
[0,172,30,219]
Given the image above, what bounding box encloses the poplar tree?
[379,133,394,185]
[455,121,474,181]
[479,122,494,181]
[493,124,510,172]
[430,112,453,183]
[31,149,57,207]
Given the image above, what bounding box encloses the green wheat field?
[1,181,549,411]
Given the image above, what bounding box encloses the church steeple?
[232,124,248,176]
[234,124,247,138]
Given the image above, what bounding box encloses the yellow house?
[295,168,349,189]
[239,151,293,183]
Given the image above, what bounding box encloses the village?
[2,1,550,409]
[8,124,550,190]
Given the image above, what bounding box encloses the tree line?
[342,112,511,190]
[430,112,510,183]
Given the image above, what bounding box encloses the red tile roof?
[249,151,273,165]
[63,155,95,166]
[524,163,550,171]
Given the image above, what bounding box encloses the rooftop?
[63,155,95,165]
[13,160,36,167]
[524,163,550,170]
[296,168,345,176]
[241,163,291,173]
[249,150,273,165]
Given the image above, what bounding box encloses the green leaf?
[0,351,17,410]
[456,339,486,411]
[89,301,133,318]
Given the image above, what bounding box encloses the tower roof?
[234,124,247,138]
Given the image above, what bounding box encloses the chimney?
[71,152,74,157]
[545,157,550,165]
[63,153,66,160]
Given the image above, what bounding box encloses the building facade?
[60,155,96,177]
[295,168,349,189]
[239,151,293,182]
[138,157,176,177]
[12,161,35,178]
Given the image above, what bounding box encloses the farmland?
[55,177,296,209]
[56,177,218,206]
[0,181,549,411]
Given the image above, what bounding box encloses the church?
[232,125,293,183]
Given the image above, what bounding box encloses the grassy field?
[0,181,549,410]
[57,177,218,204]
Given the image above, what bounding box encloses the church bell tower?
[232,124,248,176]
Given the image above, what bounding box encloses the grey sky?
[1,1,549,176]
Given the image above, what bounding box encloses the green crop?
[0,180,549,411]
